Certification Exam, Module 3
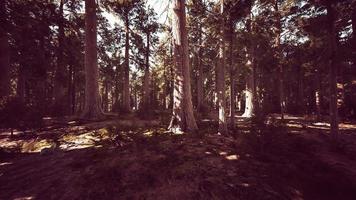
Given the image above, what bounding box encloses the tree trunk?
[242,17,256,118]
[298,65,305,115]
[81,0,103,120]
[169,40,174,109]
[243,70,255,118]
[352,2,356,71]
[68,64,76,114]
[327,2,339,138]
[53,0,67,115]
[216,0,227,134]
[196,27,205,112]
[228,21,235,128]
[0,0,10,98]
[141,32,151,111]
[114,51,121,111]
[315,67,322,120]
[168,0,198,133]
[275,1,285,120]
[122,11,131,112]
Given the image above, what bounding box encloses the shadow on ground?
[1,117,356,200]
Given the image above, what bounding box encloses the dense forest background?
[0,0,356,134]
[1,0,356,199]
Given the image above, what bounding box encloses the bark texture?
[0,0,11,98]
[216,0,227,134]
[122,11,131,112]
[327,2,339,138]
[168,0,198,133]
[242,17,256,118]
[275,0,285,120]
[81,0,103,120]
[53,0,67,115]
[141,32,151,111]
[227,21,235,128]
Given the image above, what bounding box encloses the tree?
[81,0,103,120]
[0,0,10,99]
[168,0,198,133]
[216,0,228,133]
[53,0,67,115]
[326,1,339,138]
[138,8,159,114]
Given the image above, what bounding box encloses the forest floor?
[1,113,356,200]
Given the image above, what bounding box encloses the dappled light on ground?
[1,115,356,199]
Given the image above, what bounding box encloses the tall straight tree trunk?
[327,2,339,138]
[168,0,198,133]
[169,40,174,109]
[298,65,305,114]
[114,51,121,111]
[81,0,103,120]
[196,26,205,112]
[122,12,131,112]
[0,0,10,98]
[216,0,227,133]
[68,64,75,114]
[163,63,168,109]
[141,32,151,111]
[315,67,322,120]
[242,17,256,118]
[352,2,356,71]
[53,0,67,115]
[228,21,235,128]
[275,0,285,120]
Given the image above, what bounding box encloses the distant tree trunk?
[242,18,256,118]
[169,40,174,109]
[102,80,109,112]
[114,51,121,111]
[16,66,26,101]
[81,0,103,120]
[122,11,131,112]
[163,63,168,109]
[53,0,67,115]
[298,65,305,114]
[216,0,227,133]
[275,0,285,120]
[243,69,255,118]
[36,37,47,113]
[327,2,339,138]
[352,2,356,71]
[68,64,76,114]
[168,0,198,133]
[315,67,322,120]
[0,0,10,98]
[196,27,205,112]
[228,21,235,128]
[141,32,151,111]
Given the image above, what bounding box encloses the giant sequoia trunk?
[227,21,235,128]
[353,3,356,71]
[53,0,67,115]
[242,17,256,118]
[122,11,131,112]
[168,0,198,133]
[81,0,103,120]
[0,0,10,98]
[216,0,227,133]
[275,0,285,120]
[242,67,255,118]
[141,32,151,112]
[327,2,339,138]
[196,25,205,112]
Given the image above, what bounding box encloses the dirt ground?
[1,115,356,200]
